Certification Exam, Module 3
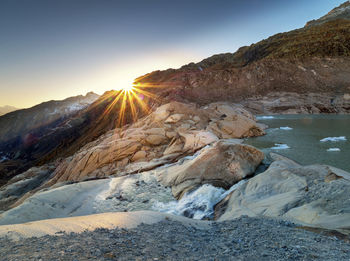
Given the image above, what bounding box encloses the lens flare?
[96,81,160,128]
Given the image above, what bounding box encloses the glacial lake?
[244,115,350,172]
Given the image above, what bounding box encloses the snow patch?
[320,136,347,142]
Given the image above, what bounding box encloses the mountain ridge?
[134,2,350,108]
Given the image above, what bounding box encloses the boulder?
[217,154,350,235]
[145,135,167,146]
[131,151,147,162]
[158,140,264,199]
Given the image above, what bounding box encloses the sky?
[0,0,346,108]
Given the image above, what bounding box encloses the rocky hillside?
[0,92,99,143]
[0,93,100,185]
[0,106,19,116]
[135,2,350,111]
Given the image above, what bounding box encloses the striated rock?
[217,153,350,234]
[179,131,219,152]
[157,140,264,199]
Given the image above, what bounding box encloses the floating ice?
[327,148,341,152]
[154,180,247,220]
[271,143,290,150]
[257,116,275,120]
[279,127,293,130]
[320,136,347,142]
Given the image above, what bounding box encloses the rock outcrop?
[157,140,264,199]
[217,153,350,235]
[242,92,350,114]
[46,102,264,186]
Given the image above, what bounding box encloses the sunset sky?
[0,0,345,108]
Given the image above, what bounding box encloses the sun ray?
[91,81,165,129]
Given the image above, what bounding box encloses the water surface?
[244,115,350,172]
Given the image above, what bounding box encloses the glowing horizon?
[1,0,346,108]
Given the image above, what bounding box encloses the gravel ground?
[1,216,350,261]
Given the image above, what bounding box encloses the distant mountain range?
[0,106,19,116]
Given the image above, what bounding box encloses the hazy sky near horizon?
[0,0,346,108]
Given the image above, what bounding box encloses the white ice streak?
[320,136,347,142]
[154,180,247,220]
[327,148,341,152]
[271,143,290,150]
[257,116,275,120]
[279,127,293,130]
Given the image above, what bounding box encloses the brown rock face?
[134,6,350,108]
[44,102,264,186]
[158,140,264,199]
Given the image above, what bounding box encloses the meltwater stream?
[154,180,247,220]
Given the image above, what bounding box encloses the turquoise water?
[244,115,350,172]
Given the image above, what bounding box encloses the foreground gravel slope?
[1,216,350,261]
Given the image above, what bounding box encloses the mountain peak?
[305,1,350,27]
[0,105,19,116]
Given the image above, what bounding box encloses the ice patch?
[257,116,275,120]
[320,136,347,142]
[271,143,290,150]
[154,180,247,220]
[327,148,341,152]
[279,127,293,130]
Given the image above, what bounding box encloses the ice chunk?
[279,127,293,130]
[327,148,341,152]
[257,116,274,120]
[320,136,347,142]
[271,143,290,150]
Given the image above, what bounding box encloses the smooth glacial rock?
[0,211,210,241]
[0,171,174,226]
[218,153,350,234]
[158,140,264,199]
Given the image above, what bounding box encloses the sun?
[98,81,161,128]
[122,85,135,92]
